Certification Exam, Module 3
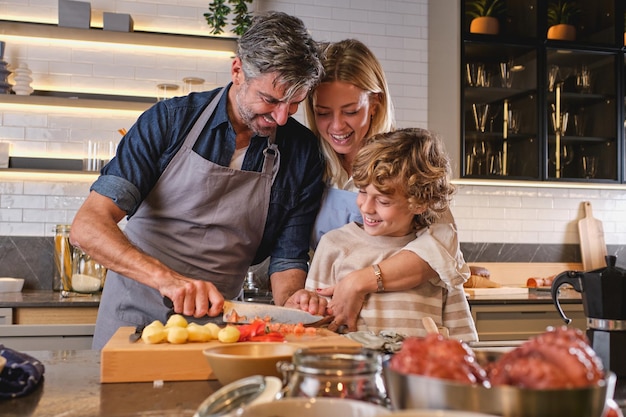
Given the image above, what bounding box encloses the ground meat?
[389,333,489,385]
[488,326,605,389]
[389,326,605,390]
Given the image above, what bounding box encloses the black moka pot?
[552,255,626,379]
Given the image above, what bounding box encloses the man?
[70,11,328,349]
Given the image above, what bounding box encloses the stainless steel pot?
[383,360,616,417]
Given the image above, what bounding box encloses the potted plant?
[204,0,253,36]
[547,0,581,41]
[466,0,506,35]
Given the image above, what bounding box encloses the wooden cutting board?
[578,201,607,271]
[100,326,361,383]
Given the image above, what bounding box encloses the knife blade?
[223,300,326,325]
[129,324,145,343]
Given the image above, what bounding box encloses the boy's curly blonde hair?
[352,128,455,230]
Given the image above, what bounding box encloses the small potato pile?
[141,314,241,345]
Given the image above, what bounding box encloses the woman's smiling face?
[356,184,418,237]
[313,81,378,165]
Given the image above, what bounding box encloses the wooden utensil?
[578,201,607,271]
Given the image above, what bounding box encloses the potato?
[165,314,188,328]
[141,325,166,344]
[218,325,240,343]
[204,322,221,340]
[187,323,212,342]
[147,319,165,329]
[167,326,188,344]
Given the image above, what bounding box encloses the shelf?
[0,91,153,112]
[0,20,238,54]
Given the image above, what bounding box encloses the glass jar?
[53,224,72,291]
[278,346,388,407]
[71,247,106,293]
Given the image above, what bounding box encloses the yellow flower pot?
[547,24,576,41]
[470,16,499,35]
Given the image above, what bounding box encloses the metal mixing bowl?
[383,359,616,417]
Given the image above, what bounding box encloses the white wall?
[0,0,624,246]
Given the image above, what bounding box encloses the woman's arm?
[322,250,435,332]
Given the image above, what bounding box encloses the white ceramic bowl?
[238,398,391,417]
[0,277,25,293]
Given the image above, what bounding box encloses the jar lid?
[193,375,282,417]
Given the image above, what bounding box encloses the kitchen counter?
[0,349,221,417]
[1,288,579,308]
[0,290,100,308]
[0,349,624,416]
[466,287,582,305]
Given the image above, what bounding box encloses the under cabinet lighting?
[0,20,237,58]
[0,170,98,182]
[452,178,626,190]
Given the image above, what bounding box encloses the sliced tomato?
[248,331,286,342]
[237,319,268,342]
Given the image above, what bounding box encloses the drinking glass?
[575,65,592,94]
[466,63,483,87]
[549,144,574,177]
[551,110,569,135]
[490,151,503,175]
[508,109,521,134]
[582,155,597,179]
[574,108,587,136]
[472,103,490,132]
[471,140,489,175]
[548,65,559,92]
[499,60,514,88]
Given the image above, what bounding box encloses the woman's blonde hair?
[352,128,456,229]
[305,39,395,185]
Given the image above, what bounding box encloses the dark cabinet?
[461,0,625,183]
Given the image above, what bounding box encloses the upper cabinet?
[461,0,625,184]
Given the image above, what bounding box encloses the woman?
[305,39,477,341]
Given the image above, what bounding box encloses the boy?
[305,128,477,340]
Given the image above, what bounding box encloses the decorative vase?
[0,41,11,94]
[11,63,34,96]
[470,16,499,35]
[547,24,576,41]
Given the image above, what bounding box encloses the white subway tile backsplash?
[1,195,46,209]
[2,0,625,249]
[0,208,23,222]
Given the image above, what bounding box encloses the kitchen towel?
[0,344,45,398]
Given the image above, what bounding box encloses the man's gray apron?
[311,187,362,249]
[93,88,278,349]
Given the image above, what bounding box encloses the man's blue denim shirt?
[91,84,325,275]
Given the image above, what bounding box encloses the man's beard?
[235,84,276,138]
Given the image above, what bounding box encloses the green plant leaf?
[204,0,232,35]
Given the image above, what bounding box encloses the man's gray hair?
[237,11,323,101]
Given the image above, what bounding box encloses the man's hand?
[160,276,224,318]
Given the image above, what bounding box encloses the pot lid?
[193,375,282,417]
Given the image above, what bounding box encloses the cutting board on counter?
[100,326,360,383]
[464,287,529,296]
[578,201,607,271]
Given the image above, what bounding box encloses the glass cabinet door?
[462,43,538,179]
[545,48,617,181]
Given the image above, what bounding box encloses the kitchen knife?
[223,300,327,325]
[128,324,145,343]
